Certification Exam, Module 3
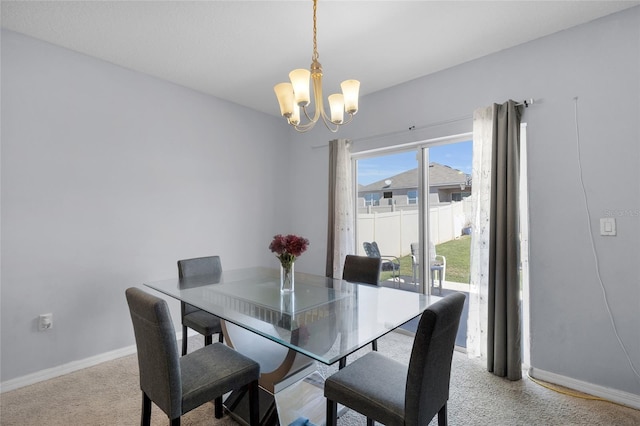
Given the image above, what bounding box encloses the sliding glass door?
[354,138,472,289]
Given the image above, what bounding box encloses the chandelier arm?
[295,76,352,133]
[310,72,324,122]
[319,116,341,133]
[293,117,317,132]
[294,69,324,128]
[291,111,342,133]
[293,124,314,133]
[342,113,355,125]
[301,106,316,124]
[319,109,337,128]
[312,67,345,130]
[291,114,342,133]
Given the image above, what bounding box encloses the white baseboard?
[0,330,192,394]
[0,344,137,393]
[529,367,640,410]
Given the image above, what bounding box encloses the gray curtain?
[326,139,354,279]
[488,100,523,380]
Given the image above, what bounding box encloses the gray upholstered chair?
[342,254,382,352]
[342,254,381,286]
[125,287,260,426]
[177,256,224,355]
[325,292,466,426]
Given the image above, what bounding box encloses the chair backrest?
[177,255,222,279]
[410,242,419,266]
[125,287,182,419]
[178,256,222,315]
[362,242,382,258]
[342,255,382,285]
[404,292,466,426]
[411,242,437,264]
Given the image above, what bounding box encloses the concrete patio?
[382,276,470,348]
[380,275,470,295]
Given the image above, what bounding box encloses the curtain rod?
[311,114,472,149]
[361,98,535,140]
[517,98,535,108]
[311,98,535,149]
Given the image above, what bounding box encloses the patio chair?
[362,241,400,283]
[411,242,446,295]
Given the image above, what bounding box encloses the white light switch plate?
[600,218,616,236]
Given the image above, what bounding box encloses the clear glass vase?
[280,262,295,293]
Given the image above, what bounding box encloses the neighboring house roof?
[359,163,469,192]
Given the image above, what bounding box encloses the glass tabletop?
[144,266,434,365]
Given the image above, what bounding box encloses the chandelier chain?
[312,0,319,62]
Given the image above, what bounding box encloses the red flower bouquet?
[269,234,309,269]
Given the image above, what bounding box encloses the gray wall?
[287,7,640,396]
[1,30,291,381]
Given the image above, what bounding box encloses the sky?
[357,140,473,185]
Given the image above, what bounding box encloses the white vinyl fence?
[357,201,470,258]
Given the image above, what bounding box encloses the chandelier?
[274,0,360,133]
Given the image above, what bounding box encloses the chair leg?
[181,326,188,356]
[218,332,224,343]
[205,334,213,346]
[214,396,224,419]
[248,380,260,426]
[366,418,375,426]
[437,402,447,426]
[371,339,378,351]
[170,417,181,426]
[141,392,152,426]
[326,398,338,426]
[339,357,346,369]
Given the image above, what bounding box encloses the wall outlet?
[38,313,53,331]
[600,217,616,236]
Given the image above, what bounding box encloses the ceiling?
[2,1,638,117]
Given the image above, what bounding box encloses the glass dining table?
[144,266,434,426]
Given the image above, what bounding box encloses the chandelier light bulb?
[274,82,295,118]
[289,105,301,126]
[328,94,345,124]
[341,80,360,114]
[289,69,311,107]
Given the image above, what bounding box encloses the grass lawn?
[436,235,471,284]
[380,235,471,284]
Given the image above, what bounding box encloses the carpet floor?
[1,331,639,425]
